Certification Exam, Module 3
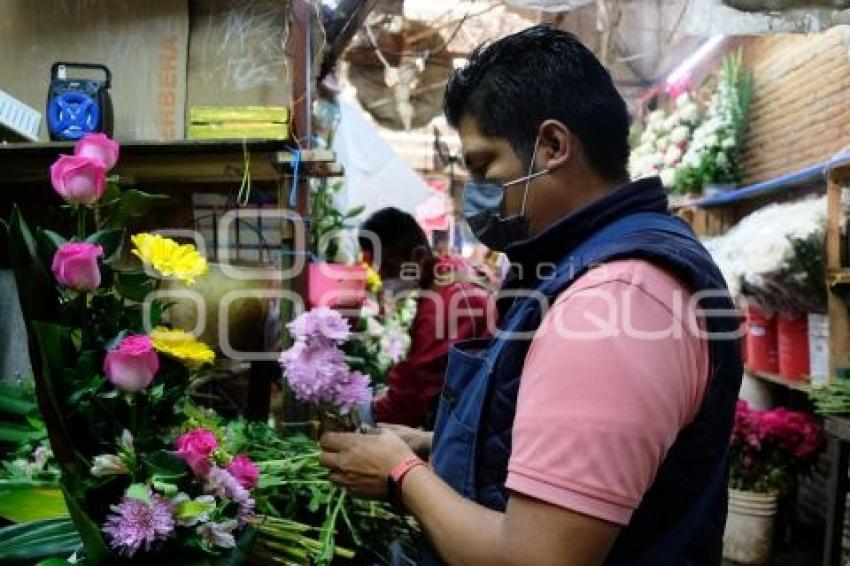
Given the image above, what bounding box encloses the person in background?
[321,25,741,565]
[359,207,491,429]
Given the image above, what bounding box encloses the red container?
[746,306,778,374]
[308,263,367,308]
[777,313,809,381]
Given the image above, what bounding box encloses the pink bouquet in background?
[730,400,822,494]
[279,307,372,430]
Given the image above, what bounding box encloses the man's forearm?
[400,465,509,566]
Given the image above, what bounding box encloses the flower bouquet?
[279,307,373,432]
[629,92,701,189]
[730,400,821,495]
[2,134,266,562]
[676,51,753,195]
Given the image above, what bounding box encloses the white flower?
[670,126,690,144]
[365,317,384,337]
[675,92,692,108]
[90,454,129,477]
[121,429,134,450]
[647,110,665,125]
[705,134,719,148]
[172,493,217,527]
[683,153,701,169]
[664,145,683,165]
[197,519,238,549]
[660,168,678,188]
[721,137,736,149]
[716,152,729,169]
[682,105,700,124]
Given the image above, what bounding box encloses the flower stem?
[77,206,87,240]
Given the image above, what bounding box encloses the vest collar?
[504,177,669,271]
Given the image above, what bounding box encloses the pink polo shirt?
[505,259,709,526]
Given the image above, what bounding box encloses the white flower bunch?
[704,197,826,301]
[629,92,701,187]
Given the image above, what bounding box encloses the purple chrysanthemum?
[335,371,372,414]
[203,466,256,525]
[102,492,174,557]
[288,307,351,343]
[280,338,350,405]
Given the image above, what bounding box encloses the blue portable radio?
[47,62,113,141]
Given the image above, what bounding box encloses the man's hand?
[318,429,416,500]
[379,424,433,458]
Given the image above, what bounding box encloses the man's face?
[458,115,543,222]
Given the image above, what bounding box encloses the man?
[359,207,491,429]
[321,26,742,565]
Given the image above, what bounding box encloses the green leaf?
[0,422,45,444]
[151,480,179,498]
[149,383,165,402]
[104,189,168,230]
[0,382,37,417]
[115,270,156,302]
[343,205,365,219]
[60,482,108,564]
[7,207,59,325]
[85,229,125,263]
[0,218,8,266]
[125,483,152,504]
[40,229,67,249]
[174,498,216,523]
[142,451,188,483]
[31,321,81,474]
[37,558,73,566]
[0,484,69,522]
[0,518,80,562]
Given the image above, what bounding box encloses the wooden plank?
[827,169,850,378]
[746,369,809,392]
[824,435,849,566]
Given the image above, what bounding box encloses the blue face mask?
[462,141,549,251]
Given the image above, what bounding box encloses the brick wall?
[740,26,850,184]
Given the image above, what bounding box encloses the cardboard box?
[0,0,189,141]
[187,0,292,111]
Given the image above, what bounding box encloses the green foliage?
[99,182,167,230]
[0,485,68,522]
[310,180,364,263]
[226,421,417,565]
[0,518,80,563]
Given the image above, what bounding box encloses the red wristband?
[390,455,426,485]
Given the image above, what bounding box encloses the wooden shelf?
[0,140,341,186]
[690,162,826,209]
[746,369,810,392]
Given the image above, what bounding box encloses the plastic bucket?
[723,489,778,565]
[808,313,829,386]
[778,312,809,381]
[308,263,367,308]
[746,307,778,374]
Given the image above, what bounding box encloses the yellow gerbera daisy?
[150,326,215,368]
[131,233,209,285]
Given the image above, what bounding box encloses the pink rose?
[103,335,159,393]
[175,429,219,476]
[227,454,259,489]
[51,242,103,292]
[74,133,120,170]
[50,155,106,206]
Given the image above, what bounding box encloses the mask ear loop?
[518,140,549,217]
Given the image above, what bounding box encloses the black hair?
[444,24,630,181]
[359,207,431,261]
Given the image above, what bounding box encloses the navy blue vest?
[424,184,743,565]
